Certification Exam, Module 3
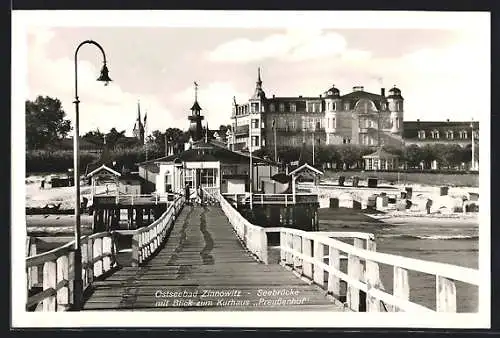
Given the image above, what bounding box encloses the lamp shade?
[97,63,112,85]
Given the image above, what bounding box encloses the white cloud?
[27,27,177,136]
[206,29,353,63]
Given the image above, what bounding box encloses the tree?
[26,96,72,149]
[337,145,361,169]
[105,128,126,149]
[403,144,422,168]
[82,129,105,147]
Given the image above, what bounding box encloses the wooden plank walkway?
[83,205,345,311]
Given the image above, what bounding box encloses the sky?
[19,11,490,137]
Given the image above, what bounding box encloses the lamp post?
[73,40,112,309]
[471,119,476,171]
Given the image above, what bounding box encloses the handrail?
[26,231,117,312]
[207,187,479,313]
[131,194,185,266]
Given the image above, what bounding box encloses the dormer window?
[460,130,468,139]
[279,103,285,112]
[418,130,426,139]
[446,130,454,139]
[290,103,296,112]
[431,130,439,139]
[269,103,275,112]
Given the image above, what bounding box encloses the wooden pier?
[25,189,480,313]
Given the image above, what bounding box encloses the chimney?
[319,94,322,98]
[272,94,275,98]
[381,88,385,97]
[299,95,303,98]
[446,118,450,122]
[417,119,420,122]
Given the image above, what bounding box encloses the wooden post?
[56,255,69,311]
[393,266,409,312]
[313,240,325,287]
[131,235,139,267]
[292,234,302,270]
[67,250,75,307]
[285,233,293,266]
[93,238,103,277]
[42,261,57,311]
[102,236,112,272]
[81,242,88,288]
[366,238,377,251]
[436,276,457,312]
[280,231,286,264]
[259,229,268,264]
[302,238,313,279]
[28,241,38,289]
[365,260,381,312]
[86,239,94,285]
[327,246,340,297]
[347,253,362,311]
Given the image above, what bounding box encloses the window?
[344,103,350,110]
[382,103,387,110]
[165,173,172,192]
[460,130,468,139]
[184,169,194,188]
[251,136,259,147]
[279,103,285,112]
[251,119,259,129]
[332,102,336,111]
[367,158,373,170]
[396,117,400,129]
[291,119,296,130]
[270,104,275,112]
[200,168,216,187]
[332,118,336,128]
[446,130,454,139]
[290,103,296,112]
[380,159,387,170]
[418,130,426,139]
[430,130,439,139]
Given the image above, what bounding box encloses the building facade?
[403,120,479,148]
[228,69,405,152]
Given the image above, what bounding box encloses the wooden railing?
[207,187,480,313]
[93,193,176,206]
[205,188,269,264]
[26,232,116,312]
[221,192,318,205]
[131,194,185,266]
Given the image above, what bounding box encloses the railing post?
[347,253,363,311]
[81,241,88,288]
[67,250,75,307]
[365,260,381,312]
[102,236,112,272]
[42,261,57,311]
[93,238,103,277]
[280,231,286,264]
[302,238,313,279]
[327,246,340,297]
[131,234,139,267]
[56,255,69,311]
[393,266,409,312]
[259,229,268,264]
[292,234,302,271]
[285,232,293,266]
[313,240,325,287]
[436,276,457,312]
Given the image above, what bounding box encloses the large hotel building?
[228,69,405,151]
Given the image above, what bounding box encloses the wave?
[378,234,478,240]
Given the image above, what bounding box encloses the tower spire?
[257,67,262,86]
[252,67,266,100]
[194,81,198,102]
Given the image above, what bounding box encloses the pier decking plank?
[83,205,345,311]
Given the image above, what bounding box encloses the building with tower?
[228,69,405,153]
[132,101,145,144]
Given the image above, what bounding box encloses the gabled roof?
[86,164,121,178]
[137,140,278,167]
[341,90,384,102]
[289,163,324,176]
[363,148,399,159]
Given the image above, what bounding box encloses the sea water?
[319,213,478,313]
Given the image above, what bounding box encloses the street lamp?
[73,40,112,310]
